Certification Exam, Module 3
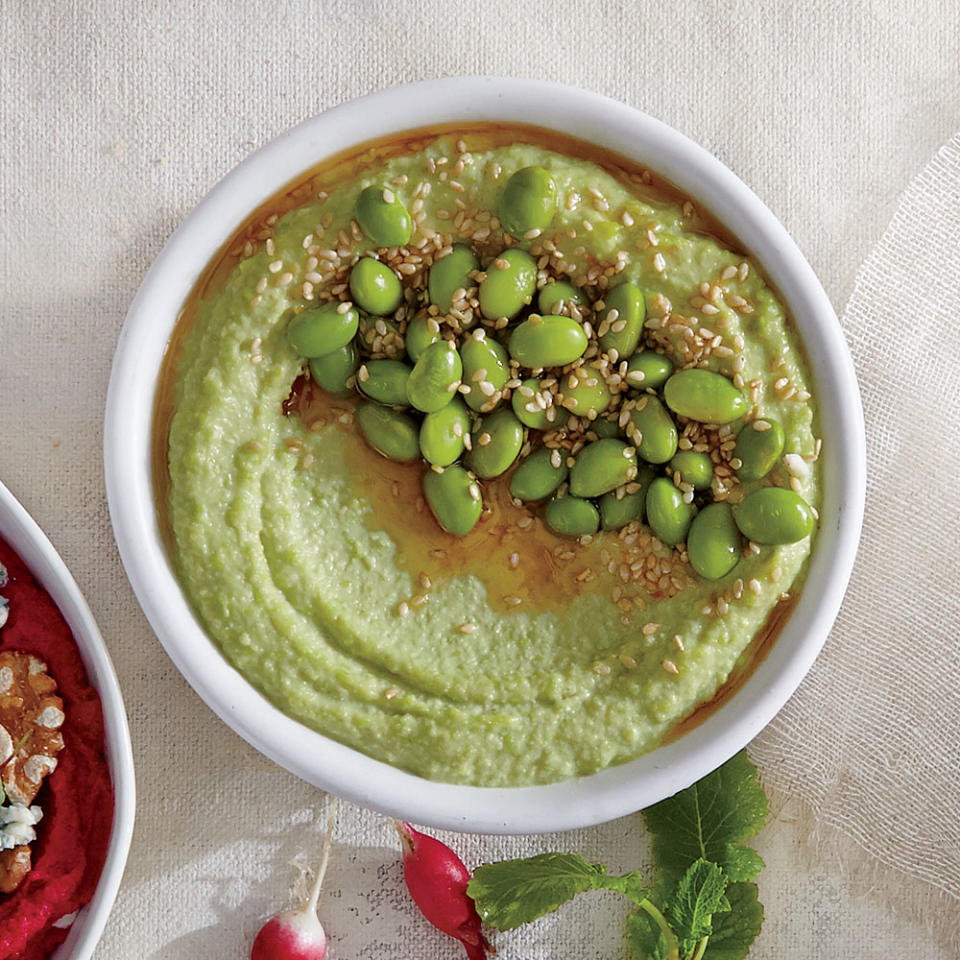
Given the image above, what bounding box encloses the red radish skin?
[251,910,327,960]
[397,821,494,960]
[251,799,339,960]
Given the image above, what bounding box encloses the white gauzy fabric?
[752,135,960,933]
[3,3,960,958]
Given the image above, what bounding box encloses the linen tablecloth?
[2,2,959,957]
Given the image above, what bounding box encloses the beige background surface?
[2,1,959,957]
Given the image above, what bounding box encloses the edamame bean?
[287,302,359,357]
[732,487,815,544]
[589,417,621,440]
[478,249,537,320]
[419,398,470,467]
[599,490,643,531]
[511,378,570,430]
[735,419,786,481]
[406,339,462,413]
[568,439,638,498]
[599,465,655,530]
[509,314,588,369]
[404,312,442,362]
[423,465,483,536]
[466,409,524,479]
[545,496,600,537]
[598,281,645,359]
[354,184,412,247]
[664,369,748,423]
[355,403,419,462]
[630,395,678,464]
[460,332,509,412]
[308,342,356,394]
[625,351,674,390]
[348,257,403,316]
[645,477,694,546]
[687,503,741,579]
[669,450,713,491]
[357,359,411,406]
[560,370,612,419]
[499,166,557,239]
[537,281,585,315]
[509,446,568,501]
[428,244,479,312]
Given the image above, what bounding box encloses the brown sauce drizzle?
[286,374,608,614]
[153,121,797,738]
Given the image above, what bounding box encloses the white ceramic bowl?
[104,78,865,834]
[0,480,135,959]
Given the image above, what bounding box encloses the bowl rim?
[104,76,865,834]
[0,479,136,959]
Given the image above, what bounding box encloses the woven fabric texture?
[2,2,959,957]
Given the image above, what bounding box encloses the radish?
[396,820,494,960]
[251,798,340,960]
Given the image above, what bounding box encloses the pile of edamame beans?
[287,168,815,581]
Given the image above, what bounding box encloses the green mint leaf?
[598,869,653,906]
[626,907,672,960]
[666,859,729,945]
[643,751,768,889]
[719,844,765,883]
[467,852,644,931]
[702,882,764,960]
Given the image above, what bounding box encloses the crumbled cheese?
[0,563,7,630]
[0,802,43,851]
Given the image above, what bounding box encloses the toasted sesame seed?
[661,659,679,675]
[395,602,409,617]
[749,578,762,595]
[642,621,659,636]
[594,662,612,675]
[458,622,478,634]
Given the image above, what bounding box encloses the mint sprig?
[643,750,768,888]
[467,750,768,960]
[466,852,651,930]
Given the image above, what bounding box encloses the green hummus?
[168,135,821,787]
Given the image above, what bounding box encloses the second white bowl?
[0,480,135,959]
